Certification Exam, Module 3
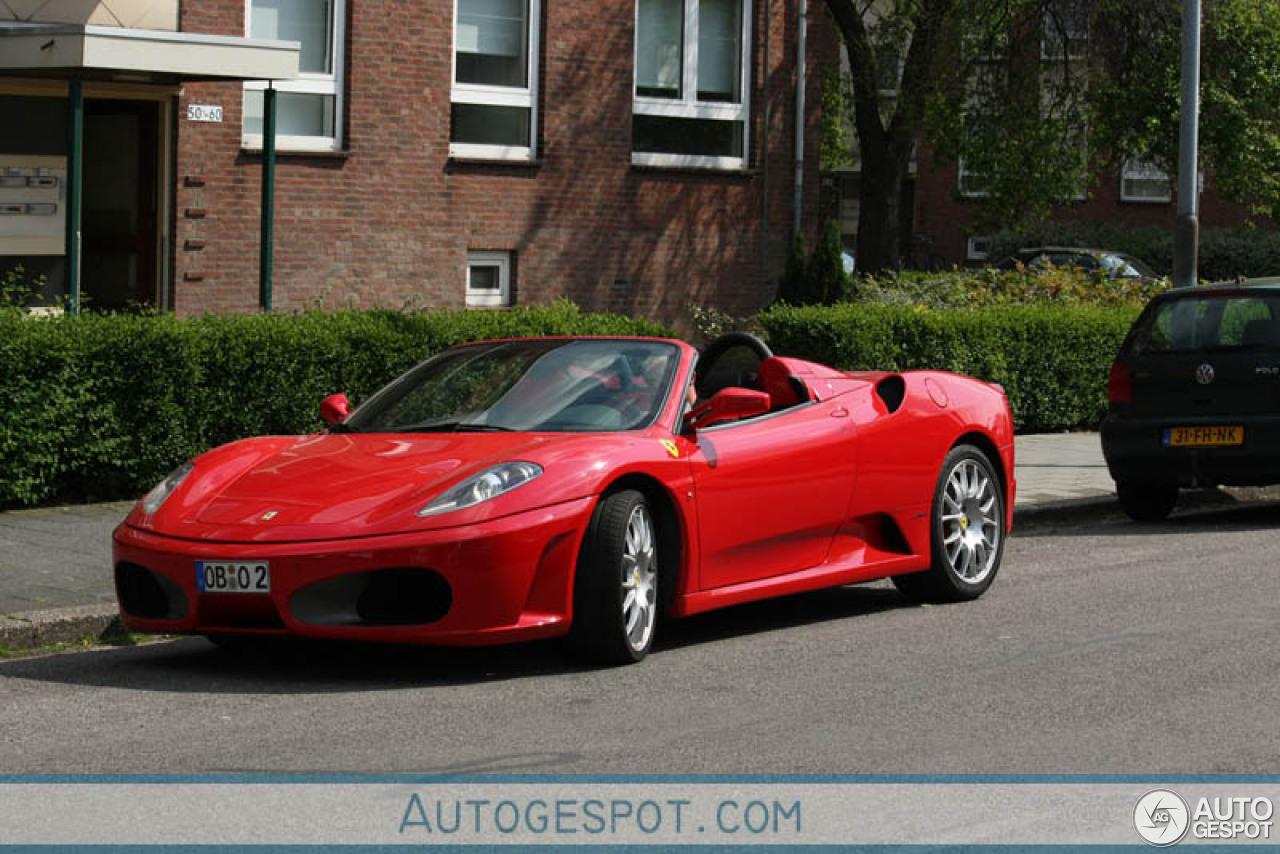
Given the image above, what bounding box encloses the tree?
[823,0,1280,272]
[1090,0,1280,221]
[824,0,1096,272]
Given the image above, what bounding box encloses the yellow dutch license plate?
[1164,425,1244,447]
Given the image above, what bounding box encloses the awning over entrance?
[0,22,299,83]
[0,22,299,313]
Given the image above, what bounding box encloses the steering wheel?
[695,332,773,399]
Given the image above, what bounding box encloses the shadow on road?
[1015,491,1280,538]
[0,584,914,694]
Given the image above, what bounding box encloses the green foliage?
[1,265,51,312]
[773,222,852,306]
[852,267,1169,309]
[1091,0,1280,221]
[0,302,668,508]
[774,231,810,307]
[987,223,1280,282]
[820,62,857,171]
[761,302,1140,432]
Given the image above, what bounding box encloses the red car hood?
[147,431,600,542]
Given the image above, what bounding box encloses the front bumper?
[1102,412,1280,487]
[112,497,594,645]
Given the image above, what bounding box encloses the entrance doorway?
[82,99,160,311]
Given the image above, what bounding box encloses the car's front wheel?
[571,489,660,665]
[894,444,1005,603]
[1115,479,1178,521]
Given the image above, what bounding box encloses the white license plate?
[195,560,270,594]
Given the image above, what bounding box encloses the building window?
[633,0,751,170]
[1121,157,1173,203]
[967,236,992,262]
[467,251,513,307]
[451,0,541,160]
[243,0,346,151]
[1041,0,1089,61]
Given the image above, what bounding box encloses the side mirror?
[686,387,771,431]
[319,393,350,426]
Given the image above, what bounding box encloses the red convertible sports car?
[113,333,1016,664]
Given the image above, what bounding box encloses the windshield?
[1129,293,1280,354]
[342,339,681,433]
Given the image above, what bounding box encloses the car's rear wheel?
[1115,479,1178,521]
[571,489,659,665]
[894,445,1005,603]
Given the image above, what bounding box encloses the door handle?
[830,407,849,418]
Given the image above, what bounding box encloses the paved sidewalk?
[0,433,1118,652]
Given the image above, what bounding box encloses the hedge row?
[988,223,1280,282]
[760,303,1140,433]
[0,302,668,508]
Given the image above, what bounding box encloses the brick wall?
[172,0,822,324]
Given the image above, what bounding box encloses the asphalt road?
[2,501,1278,775]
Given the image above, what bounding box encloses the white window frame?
[632,0,752,171]
[450,0,541,161]
[966,236,992,261]
[1120,156,1173,203]
[466,251,513,308]
[242,0,346,152]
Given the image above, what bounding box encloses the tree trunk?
[856,149,903,273]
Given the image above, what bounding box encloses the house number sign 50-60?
[186,104,223,123]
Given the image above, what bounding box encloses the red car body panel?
[113,337,1015,647]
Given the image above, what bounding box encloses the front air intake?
[290,567,452,627]
[115,562,189,620]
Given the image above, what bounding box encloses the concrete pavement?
[0,433,1124,653]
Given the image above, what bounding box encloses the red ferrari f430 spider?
[114,333,1015,664]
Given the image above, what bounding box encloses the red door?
[689,400,855,590]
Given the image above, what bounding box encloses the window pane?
[244,90,336,137]
[451,103,531,146]
[456,0,529,88]
[470,265,501,290]
[633,115,742,157]
[697,0,741,102]
[250,0,333,74]
[636,0,683,98]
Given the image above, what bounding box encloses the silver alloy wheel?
[620,504,657,652]
[939,459,1001,584]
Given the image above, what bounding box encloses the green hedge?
[0,302,668,508]
[988,223,1280,282]
[760,303,1140,433]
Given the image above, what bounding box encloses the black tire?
[893,445,1005,603]
[1116,479,1178,522]
[571,490,660,665]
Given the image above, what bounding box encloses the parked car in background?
[114,334,1016,665]
[994,247,1160,282]
[1102,279,1280,520]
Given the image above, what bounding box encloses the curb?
[0,604,123,654]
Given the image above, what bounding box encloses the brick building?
[0,0,824,323]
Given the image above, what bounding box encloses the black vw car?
[1102,278,1280,520]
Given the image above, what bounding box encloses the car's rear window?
[1131,293,1280,354]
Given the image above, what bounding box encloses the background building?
[0,0,824,322]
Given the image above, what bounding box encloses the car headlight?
[418,462,543,517]
[140,462,195,515]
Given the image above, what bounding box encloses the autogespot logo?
[1135,789,1191,846]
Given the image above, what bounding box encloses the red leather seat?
[757,357,810,409]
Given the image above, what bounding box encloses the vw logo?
[1195,363,1215,385]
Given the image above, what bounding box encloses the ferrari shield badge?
[659,440,680,458]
